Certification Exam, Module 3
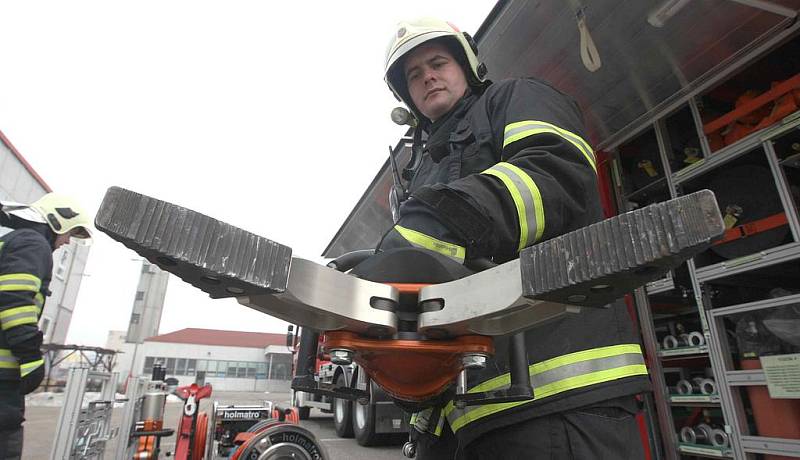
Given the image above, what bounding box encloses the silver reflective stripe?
[482,162,544,250]
[34,293,44,309]
[534,352,645,387]
[0,310,39,330]
[0,353,20,369]
[0,278,39,290]
[503,121,596,172]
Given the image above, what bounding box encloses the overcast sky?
[0,2,496,346]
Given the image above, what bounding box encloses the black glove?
[19,357,45,395]
[378,199,466,263]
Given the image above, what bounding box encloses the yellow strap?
[394,225,465,263]
[20,358,44,377]
[503,120,596,172]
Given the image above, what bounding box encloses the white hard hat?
[2,193,92,239]
[384,18,488,118]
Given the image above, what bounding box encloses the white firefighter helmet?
[384,18,488,117]
[1,193,92,239]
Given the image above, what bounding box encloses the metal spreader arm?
[96,187,723,339]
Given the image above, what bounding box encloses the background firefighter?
[379,17,650,459]
[0,194,92,460]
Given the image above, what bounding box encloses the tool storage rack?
[605,24,800,460]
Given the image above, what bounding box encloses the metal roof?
[145,327,287,349]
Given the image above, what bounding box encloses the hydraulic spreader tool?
[95,187,724,439]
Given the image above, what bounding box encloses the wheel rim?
[354,401,366,429]
[335,397,346,423]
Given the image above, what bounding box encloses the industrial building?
[108,327,292,392]
[0,129,90,345]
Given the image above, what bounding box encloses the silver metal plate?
[417,259,581,337]
[239,258,399,336]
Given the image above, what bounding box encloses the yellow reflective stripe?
[394,225,465,263]
[482,162,545,250]
[503,120,596,172]
[20,358,44,376]
[0,349,19,369]
[444,344,648,433]
[0,273,42,292]
[446,364,648,432]
[534,364,648,399]
[0,305,40,330]
[533,343,643,374]
[434,410,445,436]
[34,293,45,309]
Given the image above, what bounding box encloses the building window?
[206,360,218,377]
[39,317,52,340]
[186,359,196,376]
[55,249,70,280]
[256,363,267,379]
[130,313,140,324]
[143,357,155,374]
[165,358,176,375]
[176,358,186,376]
[135,291,145,301]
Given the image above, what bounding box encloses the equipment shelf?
[658,346,709,358]
[678,443,733,458]
[669,394,721,406]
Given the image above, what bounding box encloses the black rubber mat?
[95,186,292,298]
[520,189,724,307]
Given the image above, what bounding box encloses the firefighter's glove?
[19,356,45,395]
[377,200,467,264]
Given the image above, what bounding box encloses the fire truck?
[286,325,409,446]
[321,1,800,459]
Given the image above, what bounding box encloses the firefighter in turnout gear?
[0,194,92,459]
[380,18,650,459]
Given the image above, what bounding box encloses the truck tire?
[333,373,354,438]
[298,406,311,420]
[353,383,382,446]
